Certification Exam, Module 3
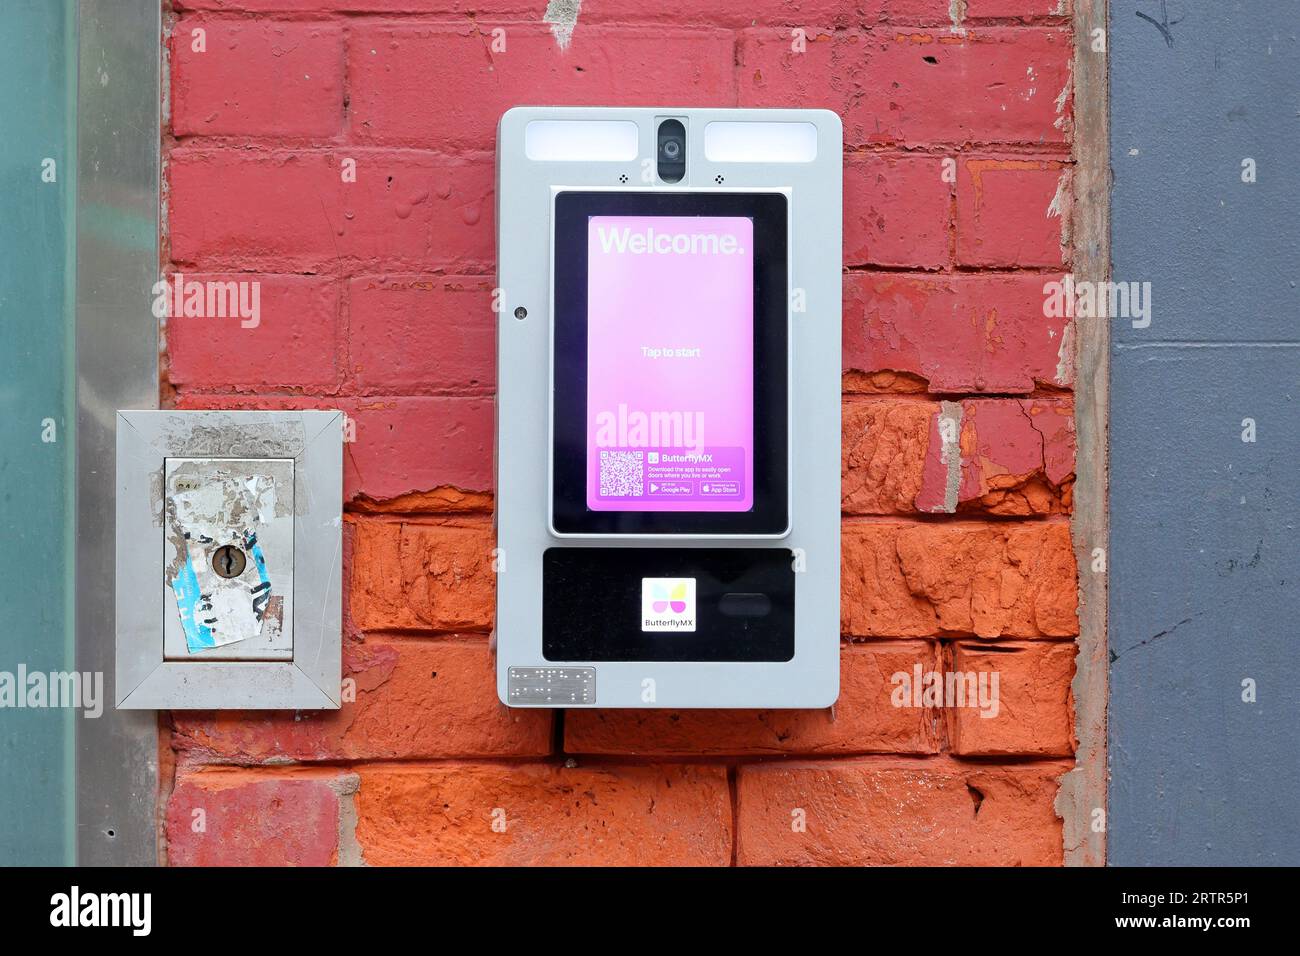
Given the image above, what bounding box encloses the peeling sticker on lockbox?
[166,469,278,653]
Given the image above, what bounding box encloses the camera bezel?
[655,118,687,183]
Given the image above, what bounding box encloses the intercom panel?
[495,107,842,709]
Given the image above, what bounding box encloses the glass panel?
[0,0,78,865]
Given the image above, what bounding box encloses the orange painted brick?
[347,487,494,514]
[842,399,937,515]
[736,758,1068,865]
[355,764,731,866]
[172,639,550,760]
[841,521,1078,638]
[565,641,941,756]
[844,398,1075,516]
[947,641,1076,756]
[166,770,345,866]
[349,517,494,632]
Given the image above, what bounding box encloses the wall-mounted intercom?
[495,107,843,708]
[115,410,342,709]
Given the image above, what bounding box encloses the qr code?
[599,450,644,497]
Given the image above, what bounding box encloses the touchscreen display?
[585,215,754,512]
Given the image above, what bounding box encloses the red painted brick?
[581,1,946,27]
[565,642,941,755]
[867,0,1068,20]
[736,758,1067,865]
[173,638,550,760]
[171,19,344,138]
[956,157,1069,267]
[914,398,1075,514]
[174,393,494,501]
[166,273,340,389]
[956,398,1075,514]
[166,770,343,866]
[170,0,971,20]
[168,148,494,272]
[346,397,493,498]
[349,517,494,632]
[174,0,535,9]
[843,272,1072,393]
[173,392,344,415]
[349,24,735,149]
[348,276,495,393]
[355,764,731,865]
[160,0,1084,870]
[965,1,1069,19]
[877,28,1072,143]
[841,520,1078,638]
[739,28,1071,147]
[947,641,1076,756]
[844,153,950,269]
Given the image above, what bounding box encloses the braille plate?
[508,667,596,705]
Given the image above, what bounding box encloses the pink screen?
[586,215,754,512]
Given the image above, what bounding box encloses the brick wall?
[162,0,1079,866]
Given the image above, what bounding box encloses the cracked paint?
[949,0,968,36]
[936,401,964,514]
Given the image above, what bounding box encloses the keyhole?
[212,545,247,579]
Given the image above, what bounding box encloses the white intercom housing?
[495,107,842,709]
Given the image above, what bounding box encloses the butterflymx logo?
[641,577,696,632]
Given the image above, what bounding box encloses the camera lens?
[656,119,686,183]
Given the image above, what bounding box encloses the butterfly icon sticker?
[651,580,689,614]
[641,577,697,632]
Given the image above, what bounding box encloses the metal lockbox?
[115,410,342,709]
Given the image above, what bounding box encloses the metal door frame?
[75,0,160,865]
